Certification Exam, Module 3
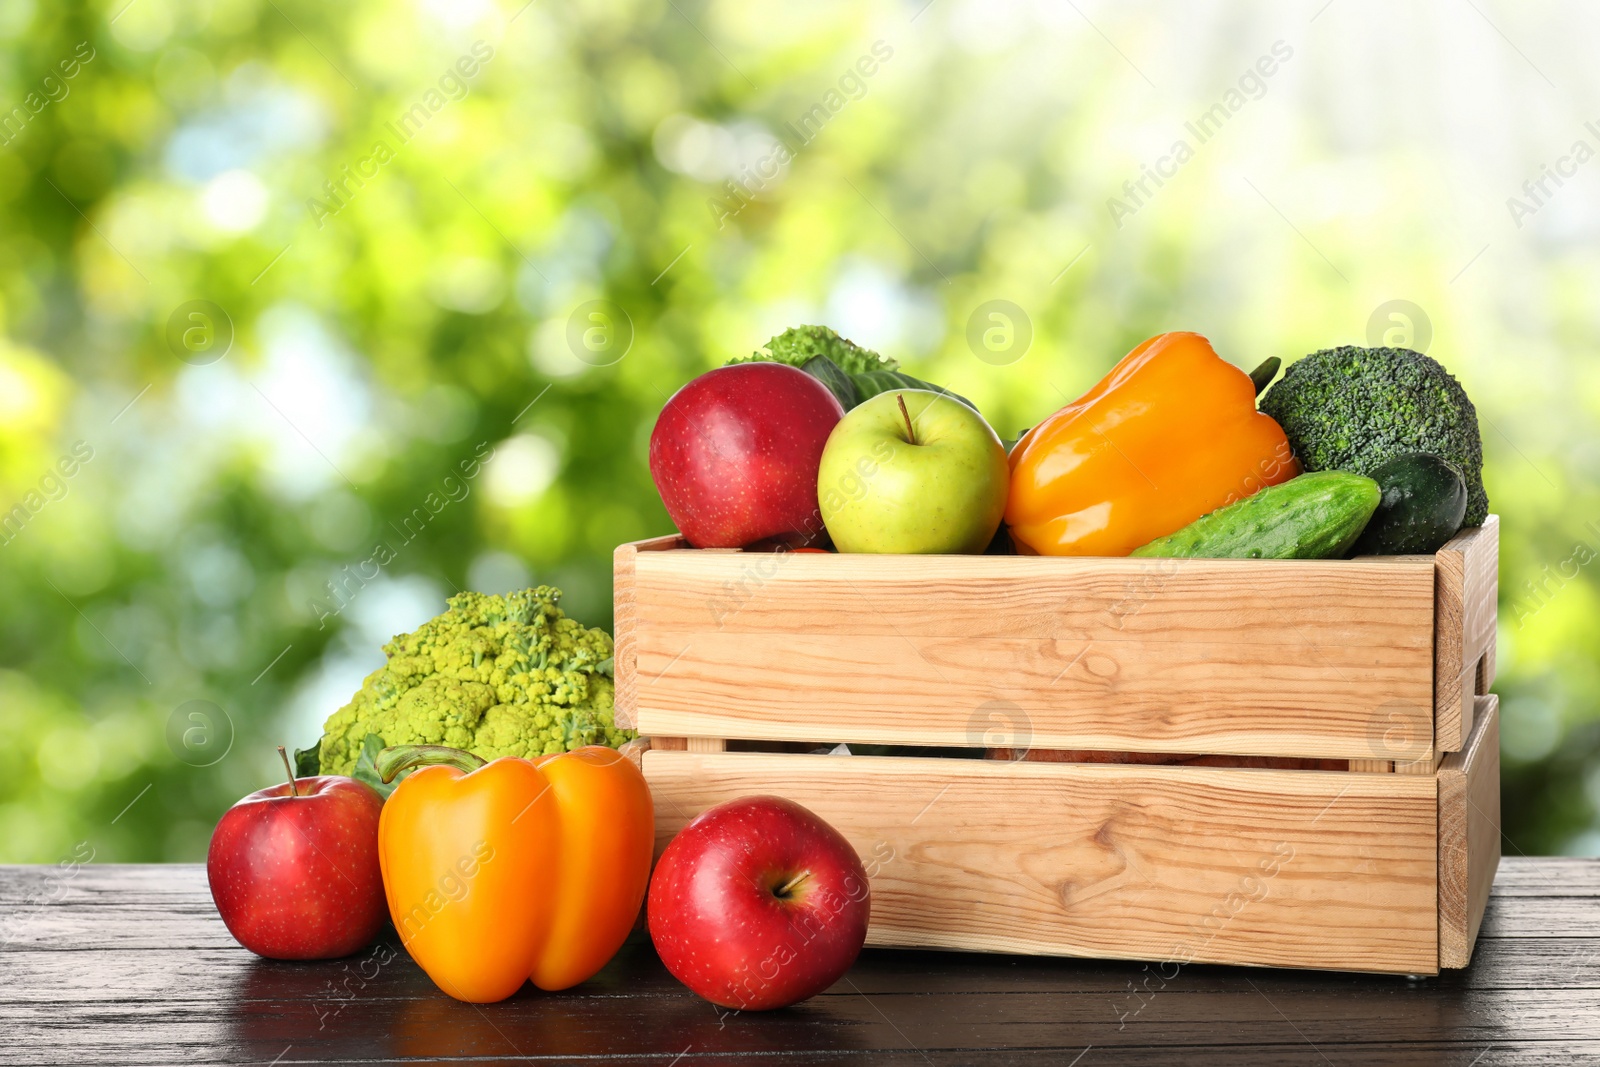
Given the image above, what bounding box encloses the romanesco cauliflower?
[315,586,632,774]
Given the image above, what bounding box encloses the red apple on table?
[648,795,870,1011]
[207,748,386,960]
[649,362,844,548]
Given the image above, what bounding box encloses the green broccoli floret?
[1259,346,1487,525]
[732,325,898,375]
[315,587,633,775]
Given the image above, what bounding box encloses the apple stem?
[276,745,299,798]
[774,871,810,899]
[896,394,917,446]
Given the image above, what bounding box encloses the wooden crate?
[614,518,1501,974]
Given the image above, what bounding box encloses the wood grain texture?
[612,541,638,730]
[633,549,1437,643]
[636,631,1433,759]
[1,860,1593,1064]
[1439,695,1502,969]
[612,535,685,729]
[617,736,650,772]
[625,546,1439,760]
[1396,755,1438,775]
[1001,749,1351,771]
[1434,518,1499,753]
[643,750,1441,974]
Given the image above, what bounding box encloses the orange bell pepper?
[375,744,653,1003]
[1006,332,1297,556]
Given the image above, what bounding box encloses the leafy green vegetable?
[313,587,633,775]
[351,734,400,799]
[292,744,321,778]
[731,325,977,413]
[734,325,898,375]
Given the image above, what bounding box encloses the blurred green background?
[0,0,1593,862]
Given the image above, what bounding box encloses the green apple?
[818,389,1009,553]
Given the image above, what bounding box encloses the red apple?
[649,363,844,548]
[648,795,870,1011]
[207,748,386,960]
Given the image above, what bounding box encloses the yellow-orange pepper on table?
[1006,332,1298,556]
[375,744,653,1003]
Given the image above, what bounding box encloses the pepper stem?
[896,394,918,446]
[276,745,299,798]
[376,744,488,783]
[1249,356,1281,396]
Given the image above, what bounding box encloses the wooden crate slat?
[613,535,685,730]
[620,540,1448,760]
[1439,694,1502,968]
[644,751,1441,974]
[613,542,639,729]
[633,549,1436,645]
[1434,517,1499,753]
[632,630,1433,760]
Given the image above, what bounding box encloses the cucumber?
[1350,452,1467,555]
[1130,471,1380,560]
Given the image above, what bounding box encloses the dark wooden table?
[2,859,1594,1065]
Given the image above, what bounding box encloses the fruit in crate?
[649,362,844,548]
[207,749,386,960]
[648,795,870,1011]
[818,389,1009,554]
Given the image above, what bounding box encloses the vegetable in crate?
[1006,332,1298,556]
[1258,345,1487,525]
[312,587,632,776]
[1129,470,1380,559]
[1350,452,1468,555]
[731,325,977,412]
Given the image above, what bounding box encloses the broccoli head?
[732,325,898,376]
[1259,346,1487,525]
[316,586,633,775]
